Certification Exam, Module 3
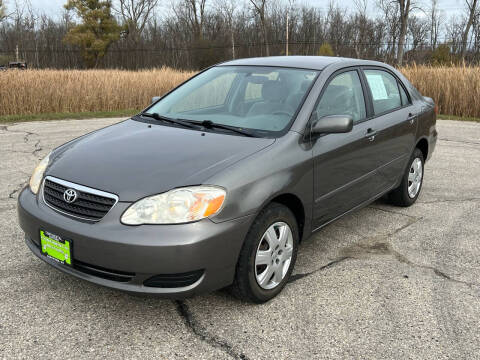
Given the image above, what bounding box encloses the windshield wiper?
[188,120,256,137]
[139,112,196,129]
[138,114,255,137]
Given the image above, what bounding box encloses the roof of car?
[219,56,381,71]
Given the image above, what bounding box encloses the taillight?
[434,104,438,115]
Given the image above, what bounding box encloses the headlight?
[29,153,50,194]
[121,186,226,225]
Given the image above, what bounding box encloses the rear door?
[311,68,384,228]
[360,68,418,190]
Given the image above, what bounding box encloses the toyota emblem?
[63,188,77,203]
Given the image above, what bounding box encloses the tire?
[389,148,425,207]
[231,203,299,303]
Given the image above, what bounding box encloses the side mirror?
[151,96,161,104]
[310,114,353,135]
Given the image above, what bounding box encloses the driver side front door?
[311,69,384,228]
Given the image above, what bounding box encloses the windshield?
[145,66,319,136]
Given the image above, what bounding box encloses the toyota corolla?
[18,56,437,303]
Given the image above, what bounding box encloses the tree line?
[0,0,479,70]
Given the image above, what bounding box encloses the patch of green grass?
[0,109,139,124]
[438,114,480,122]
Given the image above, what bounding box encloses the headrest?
[246,75,268,84]
[322,85,348,102]
[262,81,288,102]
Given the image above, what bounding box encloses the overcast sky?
[12,0,467,19]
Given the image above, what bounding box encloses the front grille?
[74,260,135,283]
[43,177,117,221]
[143,270,204,288]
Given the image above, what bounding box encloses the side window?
[364,70,401,114]
[399,82,410,106]
[315,71,366,123]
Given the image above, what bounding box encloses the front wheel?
[389,148,425,207]
[231,203,299,303]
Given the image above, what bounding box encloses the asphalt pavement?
[1,118,479,359]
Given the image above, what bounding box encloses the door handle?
[365,128,377,141]
[407,113,417,124]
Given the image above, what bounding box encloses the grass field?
[401,65,480,119]
[0,67,194,120]
[0,65,479,122]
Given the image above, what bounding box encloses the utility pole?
[15,44,19,62]
[286,11,289,56]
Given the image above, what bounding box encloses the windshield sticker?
[366,74,388,100]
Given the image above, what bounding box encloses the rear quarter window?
[399,83,410,106]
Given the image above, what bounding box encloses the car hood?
[47,119,275,201]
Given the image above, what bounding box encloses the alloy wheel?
[408,157,423,198]
[254,222,294,290]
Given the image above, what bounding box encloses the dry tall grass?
[401,65,480,118]
[0,65,479,118]
[0,67,194,116]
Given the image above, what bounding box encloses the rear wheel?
[389,148,424,207]
[231,203,299,303]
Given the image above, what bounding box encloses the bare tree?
[446,15,465,54]
[216,0,239,58]
[0,1,6,22]
[396,0,417,65]
[174,0,207,41]
[249,0,269,56]
[0,0,16,21]
[285,0,297,56]
[3,0,480,69]
[428,0,443,49]
[409,15,428,51]
[461,0,479,58]
[472,4,480,55]
[352,0,370,58]
[113,0,159,41]
[378,0,400,62]
[354,0,368,16]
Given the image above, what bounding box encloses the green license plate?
[40,230,72,266]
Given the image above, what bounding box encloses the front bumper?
[18,187,254,297]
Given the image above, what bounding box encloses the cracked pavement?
[1,119,479,359]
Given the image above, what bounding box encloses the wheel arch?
[266,193,307,242]
[416,137,429,161]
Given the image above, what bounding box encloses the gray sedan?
[18,56,437,303]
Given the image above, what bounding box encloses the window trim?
[308,66,369,129]
[360,66,413,119]
[397,79,411,107]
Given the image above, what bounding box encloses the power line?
[1,40,476,53]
